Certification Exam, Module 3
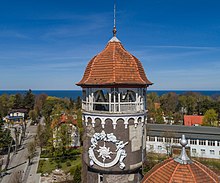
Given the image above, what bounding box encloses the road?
[1,120,41,183]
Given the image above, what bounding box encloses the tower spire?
[113,0,117,37]
[174,135,192,164]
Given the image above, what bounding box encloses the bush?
[37,160,45,173]
[73,165,81,183]
[66,161,71,167]
[57,163,62,169]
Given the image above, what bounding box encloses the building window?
[158,146,162,151]
[199,140,206,146]
[157,137,163,142]
[208,141,215,146]
[210,150,215,155]
[217,142,220,146]
[190,140,197,145]
[149,145,154,150]
[192,148,197,154]
[98,173,103,183]
[149,136,155,141]
[173,138,179,144]
[201,149,205,155]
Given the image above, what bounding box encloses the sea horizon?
[1,89,220,100]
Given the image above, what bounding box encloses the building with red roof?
[184,115,204,126]
[51,113,80,148]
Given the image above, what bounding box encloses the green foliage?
[155,108,164,124]
[203,109,218,127]
[73,165,81,183]
[27,140,36,159]
[0,128,12,149]
[23,89,35,112]
[143,153,167,174]
[57,163,62,169]
[34,94,48,116]
[66,161,71,167]
[0,94,10,119]
[29,109,37,121]
[13,93,24,109]
[75,96,82,110]
[37,124,49,150]
[160,92,178,115]
[37,155,81,174]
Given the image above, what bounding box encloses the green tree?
[155,108,164,124]
[147,92,159,123]
[75,96,82,110]
[23,89,35,111]
[34,94,47,116]
[203,109,218,127]
[160,92,178,115]
[0,94,9,119]
[29,109,37,122]
[13,93,24,109]
[8,95,16,109]
[56,124,70,156]
[27,140,36,165]
[160,92,178,124]
[0,127,12,149]
[36,124,48,151]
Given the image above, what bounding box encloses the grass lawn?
[37,155,81,174]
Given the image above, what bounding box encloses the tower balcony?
[82,100,145,114]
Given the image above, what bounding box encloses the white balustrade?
[82,101,144,113]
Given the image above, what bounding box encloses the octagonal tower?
[76,27,152,183]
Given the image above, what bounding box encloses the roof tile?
[77,39,152,87]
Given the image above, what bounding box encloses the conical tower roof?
[76,36,152,87]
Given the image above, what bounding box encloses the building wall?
[10,112,25,117]
[52,124,80,148]
[82,113,146,183]
[146,136,220,159]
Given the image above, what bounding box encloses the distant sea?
[0,90,220,100]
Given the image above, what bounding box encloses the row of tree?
[0,90,35,120]
[147,91,220,126]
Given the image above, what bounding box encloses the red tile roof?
[184,115,204,126]
[51,114,77,129]
[76,38,152,87]
[142,158,219,183]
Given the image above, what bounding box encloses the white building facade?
[146,124,220,159]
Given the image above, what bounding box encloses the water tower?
[76,14,152,182]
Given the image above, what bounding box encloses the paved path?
[1,119,43,183]
[25,147,41,183]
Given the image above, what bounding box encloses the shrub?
[57,163,62,169]
[73,165,82,183]
[66,161,71,167]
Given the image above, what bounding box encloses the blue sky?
[1,0,220,90]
